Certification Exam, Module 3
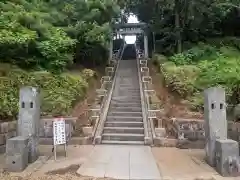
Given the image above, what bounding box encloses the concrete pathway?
[77,145,161,180]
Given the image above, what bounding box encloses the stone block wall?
[1,118,240,150]
[39,118,75,141]
[164,118,240,149]
[228,122,240,142]
[0,118,78,153]
[0,121,17,153]
[173,118,205,140]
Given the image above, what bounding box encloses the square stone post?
[18,87,40,163]
[108,34,113,64]
[204,87,227,166]
[215,139,240,176]
[6,136,29,172]
[144,34,149,59]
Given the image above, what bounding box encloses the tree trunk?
[175,0,182,53]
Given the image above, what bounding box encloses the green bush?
[152,54,167,66]
[155,43,240,110]
[0,0,120,71]
[161,62,200,97]
[0,65,92,120]
[207,37,240,50]
[169,43,219,65]
[196,57,240,104]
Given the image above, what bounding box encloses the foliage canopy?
[0,0,121,71]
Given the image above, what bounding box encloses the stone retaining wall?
[159,118,240,148]
[228,121,240,141]
[0,121,17,153]
[171,118,205,140]
[1,118,240,151]
[0,118,90,153]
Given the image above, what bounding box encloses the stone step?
[105,121,143,128]
[112,94,140,97]
[101,140,144,145]
[118,88,139,90]
[111,97,141,100]
[117,91,140,93]
[106,116,143,122]
[118,81,138,82]
[103,127,144,134]
[112,95,140,98]
[116,93,140,96]
[115,90,140,92]
[110,103,142,108]
[112,93,140,96]
[118,86,139,88]
[111,98,141,102]
[111,98,141,104]
[109,106,142,112]
[110,102,141,105]
[107,111,142,117]
[118,83,139,85]
[113,94,140,97]
[102,133,144,141]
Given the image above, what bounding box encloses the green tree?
[0,0,121,71]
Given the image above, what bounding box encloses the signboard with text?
[53,117,67,160]
[53,118,66,145]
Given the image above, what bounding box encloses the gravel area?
[0,172,114,180]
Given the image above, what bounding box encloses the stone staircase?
[102,59,144,145]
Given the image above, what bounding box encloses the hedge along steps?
[153,44,240,112]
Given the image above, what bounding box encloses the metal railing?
[91,44,124,144]
[136,48,160,145]
[90,64,116,141]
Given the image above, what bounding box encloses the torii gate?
[109,23,148,63]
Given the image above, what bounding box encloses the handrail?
[92,42,124,144]
[118,42,125,60]
[144,78,157,143]
[136,47,159,145]
[91,54,118,142]
[91,65,116,141]
[135,45,151,145]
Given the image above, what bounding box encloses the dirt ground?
[0,173,113,180]
[0,145,111,180]
[70,67,104,136]
[71,67,104,125]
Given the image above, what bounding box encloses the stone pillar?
[18,87,40,163]
[109,38,113,64]
[144,34,149,59]
[204,87,227,166]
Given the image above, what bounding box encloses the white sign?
[53,118,66,145]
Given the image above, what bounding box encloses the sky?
[124,14,139,44]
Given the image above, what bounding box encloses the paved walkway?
[77,145,161,180]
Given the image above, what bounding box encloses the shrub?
[161,62,200,97]
[196,57,240,104]
[169,43,219,65]
[81,68,96,80]
[207,37,240,50]
[155,43,240,110]
[0,65,93,120]
[152,54,168,66]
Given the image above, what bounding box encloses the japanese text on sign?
[53,118,66,145]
